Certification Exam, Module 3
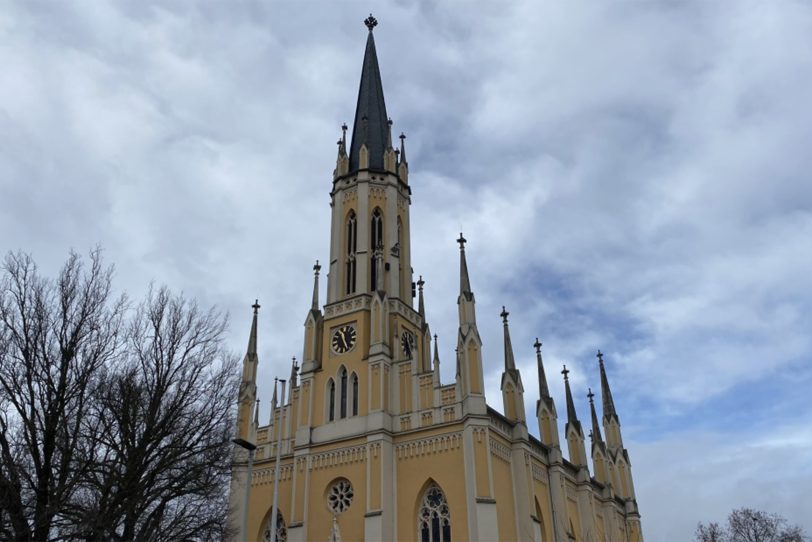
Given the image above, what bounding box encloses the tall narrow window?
[352,373,359,416]
[345,211,357,295]
[418,484,451,542]
[328,379,335,422]
[370,208,383,290]
[340,367,348,419]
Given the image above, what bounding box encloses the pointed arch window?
[418,484,451,542]
[346,211,357,295]
[370,208,383,290]
[263,510,287,542]
[328,378,336,422]
[351,373,359,416]
[339,367,348,419]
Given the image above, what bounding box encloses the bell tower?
[326,14,413,307]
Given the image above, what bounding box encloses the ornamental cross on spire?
[364,14,378,31]
[561,365,570,381]
[457,232,467,249]
[533,337,542,353]
[597,350,604,363]
[587,387,595,403]
[500,306,509,324]
[417,275,425,289]
[252,299,261,314]
[314,260,321,274]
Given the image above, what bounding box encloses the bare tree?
[69,287,237,541]
[696,508,809,542]
[1,250,238,541]
[0,249,125,540]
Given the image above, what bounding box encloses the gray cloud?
[2,1,811,539]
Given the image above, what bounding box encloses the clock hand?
[340,330,348,350]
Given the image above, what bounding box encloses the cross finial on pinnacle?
[597,350,604,364]
[252,299,260,314]
[364,14,378,31]
[417,275,425,289]
[399,132,406,142]
[533,337,542,353]
[500,306,509,324]
[314,260,321,274]
[434,333,438,341]
[561,364,570,381]
[587,387,595,403]
[457,232,467,249]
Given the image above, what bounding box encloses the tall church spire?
[500,307,525,423]
[235,300,260,444]
[458,233,472,298]
[562,364,587,468]
[598,350,618,421]
[534,338,551,400]
[348,14,389,173]
[588,388,603,445]
[534,339,560,448]
[311,260,321,312]
[562,365,579,427]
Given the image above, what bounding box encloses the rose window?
[326,479,354,514]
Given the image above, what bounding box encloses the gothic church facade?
[229,17,643,542]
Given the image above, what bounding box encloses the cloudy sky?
[2,1,811,539]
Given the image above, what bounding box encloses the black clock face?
[331,325,357,354]
[401,330,416,357]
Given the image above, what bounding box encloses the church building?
[229,16,643,542]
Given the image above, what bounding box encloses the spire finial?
[417,275,425,290]
[587,387,595,403]
[457,232,467,249]
[597,350,604,364]
[252,299,260,314]
[561,364,570,382]
[534,337,542,353]
[500,306,509,324]
[386,118,394,149]
[364,13,378,31]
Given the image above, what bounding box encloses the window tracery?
[262,511,287,542]
[326,478,354,515]
[418,484,451,542]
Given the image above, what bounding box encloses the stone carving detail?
[396,432,462,460]
[489,438,512,463]
[324,295,371,318]
[441,387,456,406]
[308,444,368,471]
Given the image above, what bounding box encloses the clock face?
[331,325,357,354]
[401,330,416,357]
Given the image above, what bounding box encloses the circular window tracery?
[326,479,354,514]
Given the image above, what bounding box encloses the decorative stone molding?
[386,298,421,326]
[252,463,294,485]
[442,407,455,423]
[308,444,368,471]
[324,295,370,318]
[395,432,462,460]
[441,387,456,406]
[489,438,512,464]
[420,411,433,427]
[400,415,411,431]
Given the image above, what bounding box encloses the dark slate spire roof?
[245,300,260,362]
[588,388,604,444]
[597,350,619,422]
[534,339,551,399]
[458,233,473,297]
[348,15,389,173]
[562,365,583,437]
